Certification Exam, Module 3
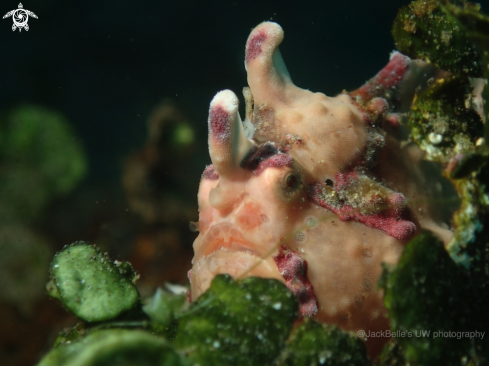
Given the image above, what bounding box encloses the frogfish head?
[189,22,452,358]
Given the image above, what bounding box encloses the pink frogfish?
[188,22,452,358]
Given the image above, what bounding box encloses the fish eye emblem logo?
[3,3,38,32]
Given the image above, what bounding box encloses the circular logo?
[12,9,28,28]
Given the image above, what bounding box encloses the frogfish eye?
[282,172,300,191]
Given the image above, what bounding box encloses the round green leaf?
[50,243,140,322]
[38,329,185,366]
[175,275,298,366]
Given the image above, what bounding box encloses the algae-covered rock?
[48,242,140,322]
[394,8,489,361]
[379,231,477,365]
[441,0,489,142]
[392,0,482,77]
[280,319,370,366]
[174,274,298,366]
[408,76,483,163]
[38,329,185,366]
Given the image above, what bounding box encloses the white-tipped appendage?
[208,90,254,178]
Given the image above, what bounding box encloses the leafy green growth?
[174,274,298,366]
[48,242,140,322]
[392,0,482,77]
[280,319,370,366]
[40,263,308,366]
[143,288,187,325]
[52,323,88,348]
[408,76,483,163]
[0,106,87,221]
[379,231,476,365]
[377,340,407,366]
[441,0,489,142]
[394,7,489,356]
[38,329,186,366]
[142,287,188,339]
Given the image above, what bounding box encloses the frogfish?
[188,22,453,357]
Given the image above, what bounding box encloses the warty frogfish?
[188,21,453,358]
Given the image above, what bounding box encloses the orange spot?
[236,202,264,230]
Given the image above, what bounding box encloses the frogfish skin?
[189,22,453,358]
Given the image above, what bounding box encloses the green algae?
[392,0,482,77]
[392,4,489,363]
[0,106,87,221]
[174,275,298,366]
[379,232,477,365]
[0,105,88,313]
[0,106,87,227]
[442,0,489,144]
[376,341,407,366]
[48,242,140,322]
[408,76,483,163]
[142,287,187,340]
[38,329,185,366]
[39,267,308,366]
[52,323,88,349]
[280,319,370,366]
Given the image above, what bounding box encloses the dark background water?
[1,0,419,185]
[0,0,487,365]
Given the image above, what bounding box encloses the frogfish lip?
[190,222,284,301]
[195,222,260,259]
[190,223,319,318]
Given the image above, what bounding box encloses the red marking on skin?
[202,164,219,180]
[351,95,391,128]
[335,171,358,187]
[385,113,401,128]
[365,97,389,123]
[375,53,410,89]
[245,30,267,63]
[350,53,410,102]
[285,134,303,144]
[387,193,406,216]
[253,153,292,175]
[359,215,416,241]
[273,245,318,318]
[308,175,416,241]
[209,105,231,142]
